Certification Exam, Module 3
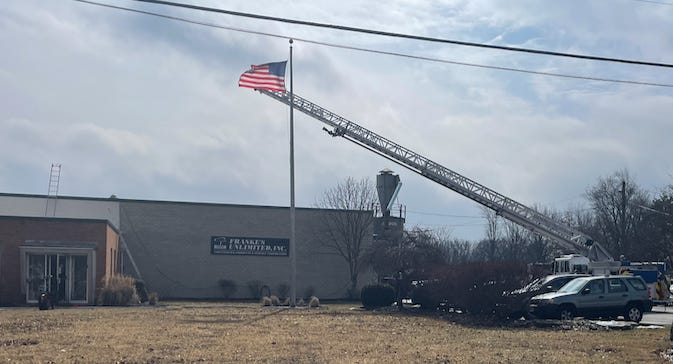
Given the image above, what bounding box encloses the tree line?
[366,169,673,281]
[315,170,673,292]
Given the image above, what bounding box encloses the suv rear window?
[626,278,647,291]
[608,278,627,293]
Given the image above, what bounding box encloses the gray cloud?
[1,0,672,240]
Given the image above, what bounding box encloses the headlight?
[532,298,553,305]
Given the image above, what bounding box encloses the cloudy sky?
[2,0,673,240]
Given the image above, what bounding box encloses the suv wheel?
[559,305,575,320]
[624,304,643,322]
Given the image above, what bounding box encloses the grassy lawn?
[1,302,671,363]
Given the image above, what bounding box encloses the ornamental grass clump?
[148,292,159,306]
[247,280,264,299]
[276,283,290,299]
[98,275,139,306]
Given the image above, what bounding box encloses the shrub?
[260,285,271,298]
[148,292,159,306]
[419,262,529,315]
[277,283,290,299]
[347,288,360,300]
[260,296,272,306]
[98,275,139,306]
[303,286,315,299]
[270,295,281,306]
[247,280,264,299]
[411,282,442,309]
[134,280,149,303]
[308,296,320,308]
[218,279,237,299]
[361,283,395,309]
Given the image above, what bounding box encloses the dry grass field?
[1,301,672,363]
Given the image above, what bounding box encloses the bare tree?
[501,221,528,261]
[472,207,502,262]
[586,169,650,259]
[399,228,447,277]
[642,185,673,261]
[443,238,473,264]
[314,177,376,298]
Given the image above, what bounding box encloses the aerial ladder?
[258,90,619,274]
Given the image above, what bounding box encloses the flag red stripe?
[238,61,286,92]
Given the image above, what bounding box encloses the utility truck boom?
[258,89,618,273]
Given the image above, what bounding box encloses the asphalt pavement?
[641,305,673,326]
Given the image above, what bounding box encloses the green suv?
[529,275,653,322]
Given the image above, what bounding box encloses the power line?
[73,0,673,88]
[412,222,488,228]
[630,0,673,5]
[406,210,483,219]
[129,0,673,69]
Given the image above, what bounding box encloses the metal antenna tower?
[45,163,62,216]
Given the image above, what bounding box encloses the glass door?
[48,254,66,303]
[70,255,88,302]
[26,253,89,304]
[27,254,47,302]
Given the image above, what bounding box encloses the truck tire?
[559,305,575,320]
[624,304,643,322]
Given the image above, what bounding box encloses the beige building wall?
[0,194,120,228]
[119,200,375,300]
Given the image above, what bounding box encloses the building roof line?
[0,215,121,234]
[0,192,373,214]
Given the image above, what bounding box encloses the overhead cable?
[630,0,673,5]
[72,0,673,88]
[129,0,673,69]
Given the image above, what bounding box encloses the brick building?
[0,193,374,305]
[0,216,119,305]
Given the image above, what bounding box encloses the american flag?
[238,61,287,92]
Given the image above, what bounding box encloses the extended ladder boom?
[259,90,613,262]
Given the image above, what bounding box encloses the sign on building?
[210,236,289,256]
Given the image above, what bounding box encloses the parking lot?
[642,305,673,326]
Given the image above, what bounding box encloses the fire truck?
[255,89,668,302]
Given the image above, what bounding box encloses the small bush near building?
[360,283,395,309]
[308,296,320,308]
[276,283,290,299]
[303,286,315,299]
[247,280,264,299]
[261,296,272,306]
[134,280,149,303]
[260,285,271,298]
[270,295,281,306]
[218,279,237,299]
[148,292,159,306]
[98,275,139,306]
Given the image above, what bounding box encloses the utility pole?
[288,39,297,307]
[620,179,627,252]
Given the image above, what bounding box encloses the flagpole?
[289,39,297,307]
